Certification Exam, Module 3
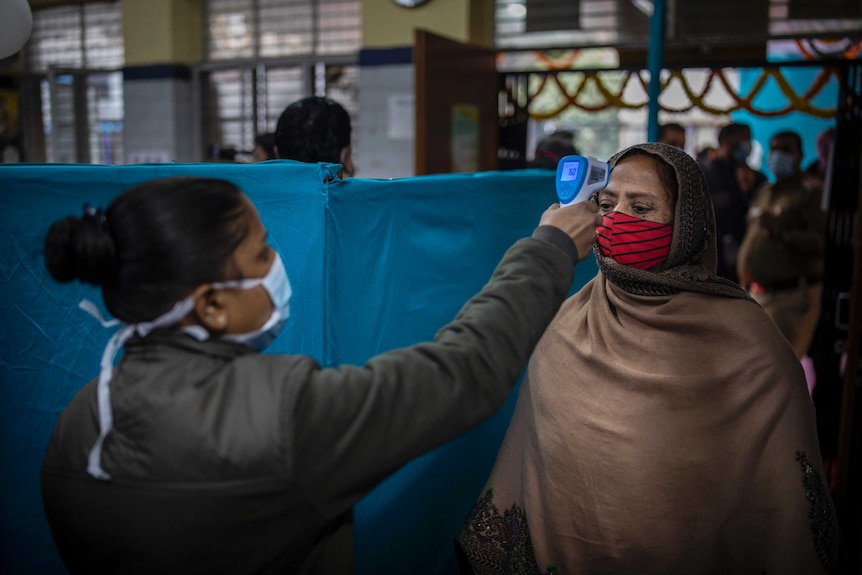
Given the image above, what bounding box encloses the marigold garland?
[535,50,582,70]
[527,67,837,120]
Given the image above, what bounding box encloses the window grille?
[261,66,306,130]
[41,75,77,163]
[87,72,125,164]
[83,4,125,69]
[27,2,124,72]
[24,2,124,164]
[314,0,361,55]
[28,6,83,70]
[208,0,256,60]
[206,0,360,60]
[38,71,124,164]
[202,0,360,159]
[202,64,358,156]
[259,0,314,57]
[204,68,256,157]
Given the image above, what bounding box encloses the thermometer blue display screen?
[559,161,581,182]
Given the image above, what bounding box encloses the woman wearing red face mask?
[457,143,838,575]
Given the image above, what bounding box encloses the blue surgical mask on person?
[211,255,292,352]
[767,150,796,180]
[733,141,752,164]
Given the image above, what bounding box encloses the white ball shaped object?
[0,0,34,60]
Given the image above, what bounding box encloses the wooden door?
[414,29,498,175]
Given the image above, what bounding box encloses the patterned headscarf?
[595,142,750,299]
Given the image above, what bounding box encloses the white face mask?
[210,254,292,352]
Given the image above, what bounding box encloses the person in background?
[737,130,827,393]
[699,122,755,282]
[657,122,686,150]
[528,130,578,170]
[805,126,836,188]
[39,176,601,574]
[737,160,768,197]
[252,133,276,162]
[458,142,837,575]
[696,145,716,165]
[274,96,355,178]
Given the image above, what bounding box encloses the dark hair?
[615,148,679,207]
[771,130,803,154]
[717,122,750,145]
[696,146,715,164]
[43,177,249,323]
[274,96,352,164]
[529,131,579,169]
[658,123,685,140]
[254,133,276,159]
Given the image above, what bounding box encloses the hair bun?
[44,211,118,286]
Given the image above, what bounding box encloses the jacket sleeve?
[290,233,577,517]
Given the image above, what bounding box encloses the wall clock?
[392,0,432,7]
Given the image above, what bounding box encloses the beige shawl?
[458,143,838,574]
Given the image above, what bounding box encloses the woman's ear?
[339,145,354,177]
[187,284,229,333]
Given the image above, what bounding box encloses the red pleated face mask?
[597,211,673,270]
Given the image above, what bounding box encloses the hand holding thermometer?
[555,155,610,206]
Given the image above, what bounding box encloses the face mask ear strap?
[181,324,210,341]
[85,296,196,480]
[210,254,282,291]
[79,299,120,328]
[211,276,266,290]
[87,324,134,480]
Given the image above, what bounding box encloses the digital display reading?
[560,161,581,182]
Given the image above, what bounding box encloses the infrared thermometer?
[555,155,610,206]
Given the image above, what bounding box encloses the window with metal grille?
[24,2,124,164]
[202,0,360,160]
[27,2,124,72]
[206,0,360,60]
[202,63,358,158]
[37,71,124,164]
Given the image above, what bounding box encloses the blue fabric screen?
[0,161,597,574]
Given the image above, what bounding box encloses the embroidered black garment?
[796,451,839,573]
[456,489,558,575]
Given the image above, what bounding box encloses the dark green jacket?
[41,229,578,575]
